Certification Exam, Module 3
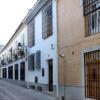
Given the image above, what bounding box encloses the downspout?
[55,0,59,98]
[56,0,66,99]
[26,25,29,88]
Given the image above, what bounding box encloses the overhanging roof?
[24,0,51,24]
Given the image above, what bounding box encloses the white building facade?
[25,0,58,95]
[0,0,58,97]
[0,23,28,86]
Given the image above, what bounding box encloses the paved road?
[0,80,57,100]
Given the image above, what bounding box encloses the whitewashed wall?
[28,0,58,85]
[0,24,27,56]
[0,24,28,81]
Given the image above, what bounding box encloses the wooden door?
[48,59,53,91]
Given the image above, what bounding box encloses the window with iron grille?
[42,2,52,39]
[15,64,18,80]
[36,50,41,70]
[8,66,13,79]
[28,54,35,70]
[20,62,25,81]
[28,18,35,48]
[84,0,100,36]
[3,68,7,78]
[84,50,100,99]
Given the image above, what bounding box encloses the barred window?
[84,0,100,36]
[20,62,25,81]
[28,54,35,70]
[84,50,100,99]
[8,66,13,79]
[28,18,35,48]
[15,64,18,80]
[3,68,7,78]
[42,2,52,39]
[36,50,41,70]
[92,13,97,29]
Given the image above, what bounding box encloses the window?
[28,18,35,48]
[92,13,97,30]
[84,0,100,36]
[42,2,52,39]
[28,54,35,70]
[8,66,13,79]
[42,68,45,77]
[35,76,38,83]
[15,64,18,80]
[20,62,25,81]
[3,68,7,78]
[84,50,100,99]
[36,50,41,70]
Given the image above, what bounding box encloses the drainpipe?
[55,0,59,98]
[56,0,66,99]
[25,25,29,89]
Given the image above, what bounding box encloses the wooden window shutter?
[36,50,41,70]
[42,8,48,39]
[28,18,35,48]
[42,2,52,39]
[47,3,52,36]
[98,11,100,27]
[28,23,31,47]
[28,54,35,70]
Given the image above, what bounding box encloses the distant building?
[0,22,28,85]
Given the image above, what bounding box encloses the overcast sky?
[0,0,37,45]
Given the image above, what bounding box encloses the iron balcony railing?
[0,46,27,67]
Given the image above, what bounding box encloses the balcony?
[17,42,26,59]
[0,42,27,67]
[17,49,25,58]
[12,53,18,61]
[7,57,12,64]
[1,59,6,66]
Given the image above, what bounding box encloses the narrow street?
[0,80,57,100]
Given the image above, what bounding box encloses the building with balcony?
[0,0,58,97]
[1,0,100,100]
[0,22,28,86]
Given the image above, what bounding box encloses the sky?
[0,0,37,45]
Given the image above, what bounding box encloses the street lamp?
[17,42,22,50]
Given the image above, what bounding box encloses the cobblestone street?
[0,80,57,100]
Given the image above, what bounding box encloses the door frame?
[48,59,53,91]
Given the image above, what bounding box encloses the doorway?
[48,59,53,91]
[15,64,18,80]
[20,62,25,81]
